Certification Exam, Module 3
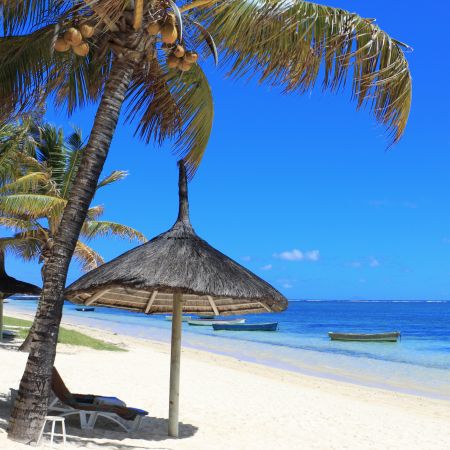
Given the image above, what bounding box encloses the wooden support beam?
[85,288,109,306]
[145,290,158,314]
[207,295,219,316]
[258,302,272,312]
[168,293,183,438]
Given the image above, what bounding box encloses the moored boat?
[328,331,400,342]
[213,322,278,331]
[76,306,95,312]
[187,318,246,326]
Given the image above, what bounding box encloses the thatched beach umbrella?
[65,161,288,437]
[0,251,41,342]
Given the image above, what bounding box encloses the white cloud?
[274,249,320,262]
[349,261,362,268]
[369,257,380,268]
[241,256,252,262]
[305,250,320,261]
[443,238,450,244]
[261,264,272,270]
[282,283,293,289]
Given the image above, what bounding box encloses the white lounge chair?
[49,367,147,432]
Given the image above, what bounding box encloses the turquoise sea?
[6,298,450,401]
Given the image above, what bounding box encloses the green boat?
[328,331,401,342]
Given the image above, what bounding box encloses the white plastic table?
[38,415,66,448]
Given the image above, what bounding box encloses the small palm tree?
[0,121,146,273]
[2,1,412,442]
[0,120,146,351]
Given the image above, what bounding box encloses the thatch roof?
[66,162,288,316]
[0,251,41,297]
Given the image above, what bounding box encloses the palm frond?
[80,220,147,242]
[200,0,412,143]
[127,58,214,176]
[0,194,65,220]
[51,44,113,115]
[73,240,104,272]
[0,172,52,194]
[126,59,182,148]
[167,63,214,174]
[61,128,84,198]
[0,24,56,120]
[86,204,104,220]
[0,217,37,233]
[96,170,128,190]
[0,0,67,34]
[0,235,42,261]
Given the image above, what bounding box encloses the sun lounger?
[48,367,147,432]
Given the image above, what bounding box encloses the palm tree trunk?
[7,57,136,444]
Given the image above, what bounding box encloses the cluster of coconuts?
[166,46,198,72]
[147,13,198,72]
[54,24,95,57]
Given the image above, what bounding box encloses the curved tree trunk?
[19,261,50,352]
[17,311,36,351]
[7,57,136,444]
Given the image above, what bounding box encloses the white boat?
[188,318,246,326]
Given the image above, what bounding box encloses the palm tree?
[0,120,146,350]
[1,1,412,443]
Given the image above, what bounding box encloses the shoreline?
[4,308,450,404]
[2,311,450,449]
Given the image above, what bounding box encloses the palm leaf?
[0,217,37,233]
[0,172,52,194]
[127,58,214,176]
[0,24,56,120]
[96,170,128,190]
[61,128,84,198]
[0,235,42,261]
[86,204,104,220]
[0,194,65,220]
[200,0,412,143]
[73,239,104,272]
[80,220,147,242]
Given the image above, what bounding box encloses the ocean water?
[6,298,450,400]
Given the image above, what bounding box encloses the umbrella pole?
[168,293,183,437]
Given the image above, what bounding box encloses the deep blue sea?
[6,298,450,400]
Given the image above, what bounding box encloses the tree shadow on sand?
[0,393,198,449]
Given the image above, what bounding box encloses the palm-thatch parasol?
[65,161,288,437]
[0,251,41,342]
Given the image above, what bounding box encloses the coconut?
[184,51,198,64]
[173,45,185,58]
[73,42,90,57]
[64,27,82,46]
[167,54,179,68]
[166,13,176,25]
[161,24,178,44]
[179,60,192,72]
[80,24,95,39]
[147,21,161,35]
[54,38,71,52]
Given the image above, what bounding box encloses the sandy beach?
[0,313,449,450]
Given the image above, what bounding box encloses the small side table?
[38,415,66,448]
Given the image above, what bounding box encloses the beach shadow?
[62,414,198,444]
[0,393,12,432]
[1,392,197,448]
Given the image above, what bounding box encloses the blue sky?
[3,0,450,300]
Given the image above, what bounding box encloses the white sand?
[1,315,450,450]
